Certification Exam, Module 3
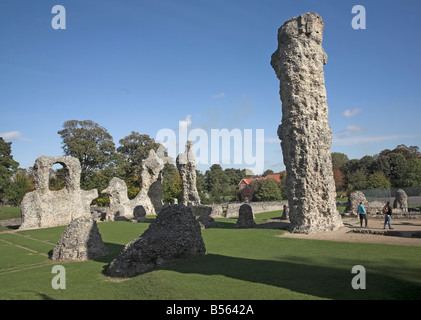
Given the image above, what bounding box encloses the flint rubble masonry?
[20,156,97,229]
[271,12,343,233]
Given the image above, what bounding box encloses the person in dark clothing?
[382,201,393,229]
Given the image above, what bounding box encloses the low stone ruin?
[190,204,223,218]
[344,190,411,216]
[101,177,133,220]
[51,216,110,261]
[101,149,164,220]
[394,189,408,212]
[197,214,218,229]
[365,201,386,215]
[281,205,289,220]
[20,156,98,229]
[271,12,343,233]
[133,205,148,222]
[176,141,201,206]
[344,191,368,215]
[105,204,206,278]
[234,204,256,228]
[226,201,287,218]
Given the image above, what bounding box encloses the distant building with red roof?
[238,174,281,191]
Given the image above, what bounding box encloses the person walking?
[382,201,393,229]
[357,201,367,227]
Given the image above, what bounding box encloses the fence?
[361,187,421,207]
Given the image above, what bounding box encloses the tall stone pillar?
[176,141,201,206]
[270,12,343,233]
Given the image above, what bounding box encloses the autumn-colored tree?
[333,168,346,191]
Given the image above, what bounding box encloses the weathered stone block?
[51,216,110,261]
[105,204,206,278]
[234,204,256,228]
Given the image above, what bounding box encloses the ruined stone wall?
[101,149,164,219]
[226,201,288,218]
[20,156,98,229]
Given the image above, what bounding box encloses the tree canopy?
[57,120,117,185]
[0,137,19,203]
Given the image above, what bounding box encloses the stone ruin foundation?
[105,204,206,278]
[101,149,164,220]
[51,216,110,262]
[20,156,98,229]
[271,12,343,233]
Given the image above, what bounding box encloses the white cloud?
[0,131,31,142]
[333,134,420,146]
[211,92,226,99]
[338,125,367,136]
[342,108,361,117]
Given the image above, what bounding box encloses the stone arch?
[20,156,97,229]
[33,156,81,192]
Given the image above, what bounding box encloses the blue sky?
[1,0,420,174]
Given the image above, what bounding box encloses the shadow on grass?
[95,242,125,264]
[95,237,421,299]
[165,253,421,300]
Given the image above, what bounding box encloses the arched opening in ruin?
[49,163,68,191]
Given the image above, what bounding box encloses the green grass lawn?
[0,206,21,221]
[1,210,421,300]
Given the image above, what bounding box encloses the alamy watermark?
[51,5,367,31]
[352,5,366,30]
[351,265,366,290]
[155,118,265,174]
[51,265,66,289]
[51,5,66,30]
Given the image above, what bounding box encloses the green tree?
[58,120,117,186]
[402,158,421,187]
[252,178,282,201]
[0,137,19,203]
[331,152,349,170]
[49,166,66,191]
[346,169,367,192]
[342,159,361,178]
[117,131,161,180]
[366,172,391,190]
[262,169,275,176]
[375,153,407,187]
[5,168,33,206]
[195,170,211,203]
[359,155,375,176]
[205,164,231,202]
[162,163,182,204]
[392,144,420,160]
